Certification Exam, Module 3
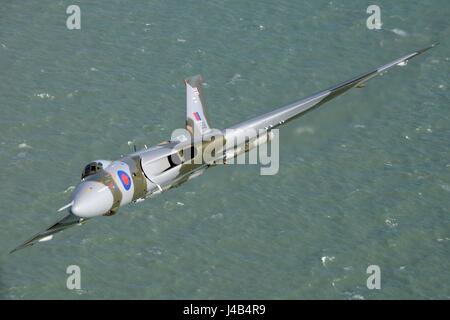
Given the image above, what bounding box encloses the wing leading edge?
[229,43,439,132]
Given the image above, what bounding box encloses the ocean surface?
[0,0,449,299]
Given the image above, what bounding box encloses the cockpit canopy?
[81,162,103,179]
[81,160,111,179]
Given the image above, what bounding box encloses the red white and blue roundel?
[117,170,132,191]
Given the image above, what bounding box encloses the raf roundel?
[117,170,132,191]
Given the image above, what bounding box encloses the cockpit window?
[81,162,103,179]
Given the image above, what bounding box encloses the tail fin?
[185,75,211,137]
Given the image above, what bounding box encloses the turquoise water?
[0,0,449,299]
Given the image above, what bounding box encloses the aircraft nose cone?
[71,181,114,218]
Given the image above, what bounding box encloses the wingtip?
[428,42,440,50]
[416,42,440,54]
[9,245,25,254]
[9,241,34,254]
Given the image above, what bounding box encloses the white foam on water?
[415,126,433,133]
[321,255,335,266]
[331,278,342,288]
[75,289,88,295]
[211,213,223,219]
[67,90,78,98]
[34,93,55,100]
[295,126,315,135]
[385,218,398,228]
[390,28,408,37]
[228,73,242,84]
[18,143,31,149]
[343,266,353,271]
